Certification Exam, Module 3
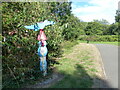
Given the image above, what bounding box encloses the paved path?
[95,44,118,88]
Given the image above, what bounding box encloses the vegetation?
[79,40,119,46]
[62,15,85,40]
[115,10,120,23]
[84,20,118,35]
[2,2,119,88]
[79,35,118,42]
[50,41,97,88]
[2,2,71,88]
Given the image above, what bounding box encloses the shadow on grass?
[2,60,118,89]
[47,58,60,68]
[50,64,117,89]
[2,54,118,89]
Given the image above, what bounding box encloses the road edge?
[94,44,107,79]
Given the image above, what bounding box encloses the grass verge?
[49,41,100,88]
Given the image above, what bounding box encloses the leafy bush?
[2,2,71,88]
[45,24,64,58]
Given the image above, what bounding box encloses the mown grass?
[49,41,97,88]
[79,40,119,46]
[61,40,79,54]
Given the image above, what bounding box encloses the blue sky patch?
[70,0,118,24]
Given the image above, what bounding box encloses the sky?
[70,0,119,24]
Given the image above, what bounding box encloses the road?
[95,44,118,88]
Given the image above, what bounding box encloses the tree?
[107,23,119,35]
[92,19,110,35]
[115,10,120,23]
[62,14,85,40]
[48,2,72,25]
[84,22,103,35]
[93,19,110,25]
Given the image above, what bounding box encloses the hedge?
[79,35,118,42]
[2,2,68,88]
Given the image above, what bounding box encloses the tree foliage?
[85,22,104,35]
[115,10,120,23]
[93,19,109,25]
[107,23,119,35]
[62,15,85,40]
[84,19,118,35]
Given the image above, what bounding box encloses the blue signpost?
[24,20,55,76]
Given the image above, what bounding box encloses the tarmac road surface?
[95,44,118,88]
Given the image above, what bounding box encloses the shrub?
[2,2,66,88]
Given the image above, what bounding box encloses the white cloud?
[71,0,119,24]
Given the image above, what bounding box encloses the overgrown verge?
[49,41,104,88]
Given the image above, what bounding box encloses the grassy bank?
[49,41,100,88]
